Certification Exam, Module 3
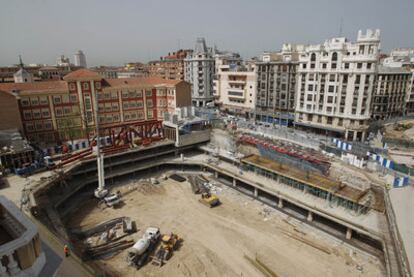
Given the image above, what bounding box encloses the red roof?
[0,81,68,93]
[63,69,102,80]
[105,76,181,88]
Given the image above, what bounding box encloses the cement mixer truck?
[127,227,160,268]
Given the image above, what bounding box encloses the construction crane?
[94,87,108,199]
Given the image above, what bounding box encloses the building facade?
[74,50,87,68]
[255,44,302,125]
[184,38,215,107]
[0,69,191,146]
[371,66,412,120]
[0,196,45,277]
[215,65,256,117]
[148,49,192,81]
[294,30,380,141]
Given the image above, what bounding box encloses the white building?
[0,196,45,276]
[294,29,381,141]
[13,57,33,84]
[184,38,215,107]
[382,48,414,68]
[215,64,257,117]
[74,50,87,68]
[56,55,71,67]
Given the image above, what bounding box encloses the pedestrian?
[64,245,69,257]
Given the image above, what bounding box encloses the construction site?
[3,111,413,277]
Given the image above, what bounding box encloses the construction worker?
[64,245,70,257]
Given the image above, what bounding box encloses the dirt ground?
[68,176,385,277]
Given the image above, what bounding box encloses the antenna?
[339,17,344,37]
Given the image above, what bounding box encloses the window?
[55,107,63,116]
[111,92,118,99]
[41,109,50,118]
[146,99,153,107]
[357,63,363,69]
[69,83,76,91]
[95,82,101,89]
[112,102,119,111]
[23,111,32,120]
[331,52,338,61]
[137,91,143,98]
[83,82,89,90]
[308,84,313,91]
[327,117,333,124]
[53,96,61,104]
[44,121,52,130]
[322,63,327,69]
[367,63,372,69]
[344,63,349,69]
[70,94,78,103]
[359,45,364,54]
[39,96,48,105]
[32,109,41,119]
[328,86,334,93]
[137,101,143,108]
[122,90,128,98]
[145,90,152,97]
[30,97,39,106]
[21,98,30,107]
[147,110,153,119]
[25,123,34,132]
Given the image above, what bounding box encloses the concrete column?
[7,252,20,275]
[214,171,218,178]
[278,198,284,208]
[0,261,7,277]
[346,228,352,240]
[232,178,236,187]
[254,188,258,198]
[307,211,313,222]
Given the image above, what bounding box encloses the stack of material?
[71,217,137,260]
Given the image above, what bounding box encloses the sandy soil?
[68,177,384,277]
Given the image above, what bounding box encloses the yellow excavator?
[151,233,181,267]
[199,192,220,208]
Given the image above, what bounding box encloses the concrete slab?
[389,185,414,275]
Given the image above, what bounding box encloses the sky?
[1,0,414,67]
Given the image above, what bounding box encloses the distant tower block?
[74,50,87,68]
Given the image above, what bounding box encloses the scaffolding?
[241,155,371,214]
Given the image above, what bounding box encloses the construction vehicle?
[199,192,220,207]
[127,227,160,269]
[151,233,181,267]
[104,191,122,207]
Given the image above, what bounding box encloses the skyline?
[1,0,414,66]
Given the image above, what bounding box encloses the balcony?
[0,196,46,277]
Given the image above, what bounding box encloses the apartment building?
[372,66,412,120]
[406,70,414,116]
[0,69,191,146]
[294,29,380,141]
[255,44,302,125]
[215,64,256,117]
[212,50,242,100]
[184,38,215,107]
[148,49,193,81]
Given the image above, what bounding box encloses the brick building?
[148,49,192,81]
[0,69,191,146]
